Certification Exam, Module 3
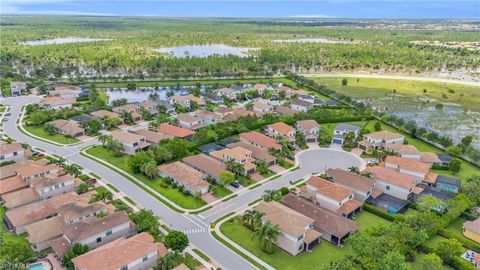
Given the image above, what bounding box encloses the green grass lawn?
[354,211,391,230]
[0,206,34,258]
[445,218,468,242]
[0,106,5,112]
[313,77,480,112]
[411,253,453,270]
[259,169,276,178]
[24,125,79,144]
[95,186,109,194]
[210,185,233,198]
[86,146,206,209]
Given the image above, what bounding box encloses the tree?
[449,158,461,174]
[343,131,356,146]
[255,160,269,175]
[76,183,93,194]
[129,152,153,173]
[348,166,360,174]
[111,98,128,107]
[374,122,382,131]
[43,122,56,135]
[63,243,90,270]
[434,238,463,262]
[141,161,158,179]
[382,251,410,270]
[164,231,189,252]
[461,135,474,148]
[446,145,462,157]
[98,134,111,146]
[463,175,480,206]
[226,159,244,176]
[242,210,264,230]
[106,139,124,156]
[148,92,160,101]
[0,241,33,266]
[130,209,161,239]
[218,170,235,186]
[155,252,183,270]
[295,131,306,148]
[417,253,443,270]
[83,119,102,136]
[139,107,152,121]
[89,189,113,203]
[120,111,134,125]
[262,189,281,202]
[341,78,348,86]
[65,164,82,177]
[245,101,254,110]
[252,221,280,254]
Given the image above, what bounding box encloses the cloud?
[1,0,114,15]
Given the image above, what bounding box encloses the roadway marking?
[189,214,209,227]
[184,215,206,229]
[182,228,207,234]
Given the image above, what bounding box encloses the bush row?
[439,228,480,252]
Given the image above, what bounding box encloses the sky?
[1,0,479,19]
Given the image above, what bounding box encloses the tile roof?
[253,84,267,91]
[464,218,480,235]
[0,142,23,155]
[0,175,28,195]
[177,113,202,123]
[384,144,419,155]
[227,141,276,162]
[255,201,314,237]
[296,120,320,131]
[338,199,363,215]
[49,119,84,135]
[183,154,227,179]
[90,110,121,119]
[41,96,75,106]
[420,152,442,163]
[30,174,76,190]
[156,124,195,138]
[134,129,172,144]
[157,161,208,191]
[307,176,354,201]
[25,215,64,244]
[72,232,168,270]
[240,131,281,150]
[274,106,298,116]
[267,122,295,134]
[385,156,432,175]
[111,131,146,144]
[326,168,375,193]
[364,131,404,141]
[282,194,359,238]
[57,200,106,222]
[211,147,252,162]
[364,166,416,190]
[2,187,40,208]
[252,101,273,110]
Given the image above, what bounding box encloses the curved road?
[1,96,364,270]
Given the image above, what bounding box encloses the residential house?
[214,107,233,118]
[265,122,296,142]
[274,106,298,116]
[57,199,107,225]
[0,141,30,163]
[112,104,141,121]
[40,96,75,110]
[72,232,168,270]
[195,110,222,126]
[169,94,205,109]
[90,110,122,122]
[290,99,313,112]
[463,218,480,244]
[139,100,159,116]
[110,131,150,155]
[216,87,236,100]
[0,175,29,198]
[2,188,42,209]
[134,129,172,146]
[50,212,136,257]
[358,131,405,151]
[364,166,416,200]
[15,160,60,181]
[385,156,432,183]
[70,114,96,125]
[155,124,195,140]
[385,144,442,165]
[254,201,320,256]
[183,154,227,183]
[227,141,276,165]
[211,147,257,175]
[331,124,361,146]
[49,119,85,137]
[297,94,316,103]
[273,86,294,99]
[253,83,267,96]
[176,113,204,130]
[25,215,66,252]
[326,168,375,202]
[157,161,209,195]
[296,120,320,143]
[300,176,363,218]
[11,81,27,96]
[239,131,281,151]
[201,92,223,105]
[49,84,82,99]
[282,194,359,246]
[252,101,273,116]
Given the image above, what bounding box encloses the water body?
[272,38,354,44]
[21,37,112,46]
[156,44,258,58]
[104,87,188,104]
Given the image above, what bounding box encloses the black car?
[231,181,240,188]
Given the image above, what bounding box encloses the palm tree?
[348,166,360,174]
[262,190,281,202]
[343,131,356,146]
[65,164,81,177]
[21,143,32,150]
[140,161,158,179]
[226,160,243,176]
[90,189,113,203]
[98,134,111,146]
[155,252,182,270]
[252,221,281,254]
[106,139,123,156]
[43,123,56,135]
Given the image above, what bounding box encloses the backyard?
[0,206,34,259]
[219,210,390,269]
[85,145,206,209]
[24,124,79,144]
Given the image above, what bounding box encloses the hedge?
[363,203,399,222]
[420,243,476,270]
[439,228,480,252]
[0,160,16,167]
[461,212,477,221]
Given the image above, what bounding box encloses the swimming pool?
[28,261,51,270]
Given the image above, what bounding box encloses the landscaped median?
[23,124,79,144]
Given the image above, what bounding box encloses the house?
[240,131,281,151]
[50,212,136,257]
[227,141,276,165]
[364,166,416,200]
[72,232,168,270]
[331,124,361,145]
[40,96,75,110]
[358,131,405,151]
[110,131,150,155]
[134,129,172,146]
[11,81,27,96]
[25,215,65,252]
[214,107,233,118]
[211,147,257,175]
[216,87,236,100]
[169,95,205,109]
[282,194,359,246]
[15,160,60,181]
[201,92,223,105]
[252,101,273,116]
[274,106,298,116]
[296,120,320,143]
[384,144,442,164]
[297,94,316,103]
[70,114,97,125]
[156,124,195,140]
[90,110,122,122]
[326,168,375,202]
[274,86,294,99]
[183,154,227,183]
[112,104,141,121]
[139,100,159,116]
[49,119,85,138]
[435,175,461,193]
[49,84,82,99]
[0,175,30,198]
[437,154,453,166]
[265,122,296,142]
[290,99,313,112]
[176,113,204,130]
[463,218,480,244]
[0,141,30,163]
[254,201,320,256]
[195,110,222,126]
[300,176,363,218]
[2,188,42,209]
[157,161,209,195]
[253,83,267,96]
[57,199,107,225]
[385,156,432,182]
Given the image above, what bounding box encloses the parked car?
[85,178,97,184]
[231,181,240,188]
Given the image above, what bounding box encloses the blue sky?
[2,0,479,19]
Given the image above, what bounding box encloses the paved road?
[0,96,364,270]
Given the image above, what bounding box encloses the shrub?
[0,160,16,167]
[461,212,477,221]
[182,189,190,195]
[363,204,398,222]
[279,187,290,196]
[438,228,480,252]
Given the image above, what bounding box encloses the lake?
[21,37,112,46]
[103,87,188,104]
[156,44,258,58]
[272,38,354,44]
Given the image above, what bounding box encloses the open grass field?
[220,211,390,270]
[24,125,79,144]
[85,145,206,209]
[312,77,480,112]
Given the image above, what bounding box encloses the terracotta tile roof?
[157,161,208,191]
[240,131,281,150]
[0,142,23,155]
[364,166,416,190]
[183,154,227,179]
[252,101,273,111]
[307,176,354,201]
[72,232,168,270]
[338,199,363,215]
[215,107,233,115]
[25,216,64,244]
[364,131,404,141]
[177,113,202,123]
[111,131,146,144]
[274,106,298,116]
[211,147,252,162]
[49,119,84,135]
[371,188,383,198]
[227,141,276,162]
[267,122,295,134]
[232,108,255,117]
[424,172,439,184]
[90,110,121,119]
[282,194,359,238]
[170,95,205,105]
[326,168,375,193]
[57,200,107,222]
[30,174,76,190]
[217,87,235,95]
[420,152,442,164]
[412,186,424,195]
[41,96,75,106]
[113,104,138,113]
[0,175,28,195]
[464,218,480,234]
[222,113,238,122]
[156,124,195,138]
[304,229,322,244]
[296,120,320,131]
[0,162,20,179]
[385,156,432,175]
[384,144,419,155]
[195,110,221,121]
[255,201,314,237]
[134,129,172,144]
[2,187,40,208]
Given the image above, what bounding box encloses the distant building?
[11,82,27,96]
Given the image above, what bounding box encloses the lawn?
[24,125,79,144]
[86,146,206,209]
[312,77,480,112]
[210,185,233,198]
[354,211,391,230]
[259,169,276,178]
[0,206,34,258]
[411,253,453,270]
[445,218,469,242]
